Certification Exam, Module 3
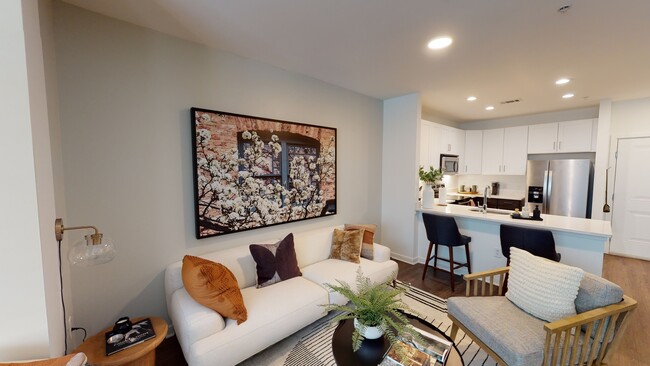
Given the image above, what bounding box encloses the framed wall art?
[191,107,337,239]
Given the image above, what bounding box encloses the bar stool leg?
[422,241,434,280]
[433,243,439,274]
[449,245,455,292]
[465,244,472,274]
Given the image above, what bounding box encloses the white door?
[527,123,558,154]
[610,137,650,260]
[557,119,593,153]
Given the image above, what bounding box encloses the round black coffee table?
[331,312,464,366]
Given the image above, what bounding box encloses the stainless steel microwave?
[440,154,459,174]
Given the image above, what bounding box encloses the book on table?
[391,326,452,366]
[105,318,156,356]
[379,340,430,366]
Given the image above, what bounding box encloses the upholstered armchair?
[447,250,637,366]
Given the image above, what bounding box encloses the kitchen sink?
[468,207,513,215]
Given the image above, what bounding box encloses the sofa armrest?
[372,243,391,262]
[542,295,637,365]
[464,267,509,297]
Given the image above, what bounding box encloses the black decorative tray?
[510,214,543,221]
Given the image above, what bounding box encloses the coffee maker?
[491,182,500,195]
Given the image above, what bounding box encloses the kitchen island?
[416,202,612,275]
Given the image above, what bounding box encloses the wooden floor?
[155,254,648,365]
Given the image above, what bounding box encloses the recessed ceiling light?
[562,93,575,99]
[467,96,477,101]
[485,106,495,111]
[427,37,453,50]
[555,78,571,85]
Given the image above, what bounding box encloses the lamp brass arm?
[55,218,103,244]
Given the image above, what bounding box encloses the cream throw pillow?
[506,247,584,322]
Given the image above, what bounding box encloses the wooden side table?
[73,317,168,366]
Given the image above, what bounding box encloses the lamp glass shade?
[68,235,116,266]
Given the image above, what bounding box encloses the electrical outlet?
[494,248,502,258]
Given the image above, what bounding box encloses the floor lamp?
[55,218,116,353]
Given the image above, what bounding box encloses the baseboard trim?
[390,252,418,264]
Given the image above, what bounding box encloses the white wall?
[0,0,60,361]
[460,106,598,130]
[382,94,421,263]
[52,3,383,338]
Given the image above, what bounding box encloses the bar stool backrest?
[422,213,464,247]
[499,224,560,264]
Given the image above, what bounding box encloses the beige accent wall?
[52,2,382,340]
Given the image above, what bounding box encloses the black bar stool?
[499,224,561,265]
[421,213,472,291]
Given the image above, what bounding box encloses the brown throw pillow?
[344,224,376,260]
[330,228,363,263]
[182,255,247,324]
[250,233,302,288]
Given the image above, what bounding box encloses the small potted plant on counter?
[419,166,444,208]
[322,269,421,352]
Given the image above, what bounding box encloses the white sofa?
[164,225,399,366]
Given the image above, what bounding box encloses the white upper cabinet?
[481,129,504,175]
[461,130,483,175]
[502,126,529,174]
[528,119,595,154]
[420,120,465,170]
[527,123,559,153]
[440,127,465,156]
[482,126,528,175]
[557,119,594,152]
[420,121,441,169]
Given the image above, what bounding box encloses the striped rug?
[282,281,497,366]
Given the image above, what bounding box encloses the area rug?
[238,281,497,366]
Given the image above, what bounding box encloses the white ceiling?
[62,0,650,122]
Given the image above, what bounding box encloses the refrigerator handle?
[543,170,549,213]
[546,170,553,213]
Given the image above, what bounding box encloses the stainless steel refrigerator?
[526,159,593,218]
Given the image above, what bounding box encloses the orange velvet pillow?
[182,255,248,324]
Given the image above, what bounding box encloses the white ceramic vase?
[354,318,384,340]
[422,183,435,208]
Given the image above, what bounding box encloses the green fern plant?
[322,268,422,352]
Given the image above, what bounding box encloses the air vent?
[500,98,522,105]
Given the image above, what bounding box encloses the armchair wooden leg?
[450,323,459,342]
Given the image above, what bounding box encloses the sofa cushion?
[293,225,339,268]
[448,296,548,366]
[182,255,248,324]
[249,233,302,288]
[330,228,363,263]
[169,288,226,347]
[506,247,584,322]
[186,277,328,366]
[345,223,376,260]
[302,258,398,305]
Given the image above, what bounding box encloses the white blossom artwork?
[191,108,336,238]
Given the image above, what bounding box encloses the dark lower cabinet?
[471,197,524,210]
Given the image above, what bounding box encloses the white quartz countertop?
[417,202,612,238]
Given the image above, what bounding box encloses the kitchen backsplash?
[457,175,526,197]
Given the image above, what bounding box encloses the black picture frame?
[191,107,337,239]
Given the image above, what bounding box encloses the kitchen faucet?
[482,185,490,213]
